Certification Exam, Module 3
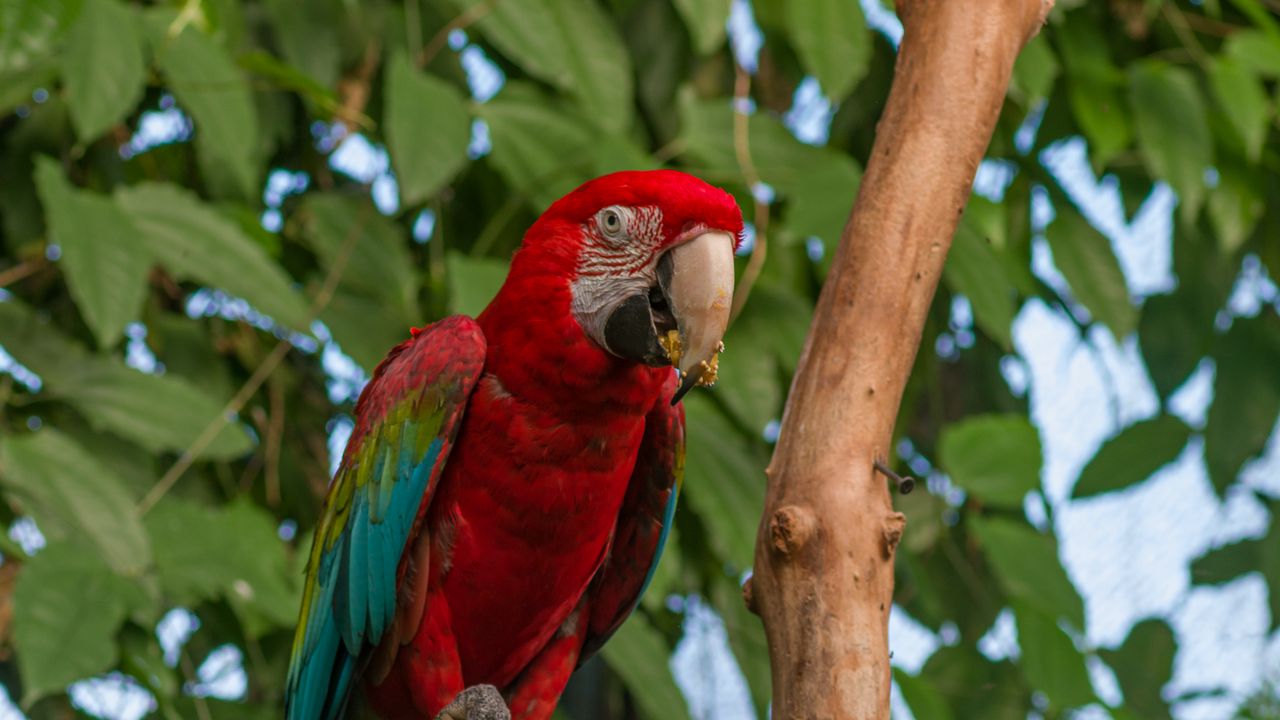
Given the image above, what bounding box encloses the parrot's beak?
[659,231,735,405]
[598,229,735,401]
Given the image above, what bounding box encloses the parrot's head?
[516,169,743,404]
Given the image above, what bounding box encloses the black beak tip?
[670,371,699,406]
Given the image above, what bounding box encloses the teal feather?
[285,316,486,720]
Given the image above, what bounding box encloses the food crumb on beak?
[659,330,684,367]
[664,333,725,389]
[695,354,719,388]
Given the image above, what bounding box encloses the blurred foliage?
[0,0,1278,718]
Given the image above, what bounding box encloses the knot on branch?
[881,513,907,559]
[742,576,759,615]
[770,505,816,556]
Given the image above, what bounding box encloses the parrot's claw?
[434,684,511,720]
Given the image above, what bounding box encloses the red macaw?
[285,170,743,720]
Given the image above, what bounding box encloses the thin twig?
[1162,4,1210,65]
[336,40,382,137]
[136,208,369,517]
[179,650,212,720]
[729,65,770,322]
[1179,10,1241,37]
[265,377,285,507]
[303,430,333,498]
[0,259,45,289]
[418,0,499,69]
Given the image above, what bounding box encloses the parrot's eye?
[598,207,626,240]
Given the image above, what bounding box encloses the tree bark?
[747,0,1053,717]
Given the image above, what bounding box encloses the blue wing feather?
[285,317,485,720]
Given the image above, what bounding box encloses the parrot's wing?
[579,394,684,662]
[286,316,486,720]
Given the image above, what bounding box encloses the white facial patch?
[570,205,664,351]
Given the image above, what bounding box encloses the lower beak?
[660,231,735,405]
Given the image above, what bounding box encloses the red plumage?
[287,170,742,720]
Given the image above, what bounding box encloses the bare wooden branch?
[749,0,1053,717]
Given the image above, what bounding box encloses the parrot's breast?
[429,372,655,687]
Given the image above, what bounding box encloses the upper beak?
[660,231,735,405]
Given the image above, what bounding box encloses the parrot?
[285,169,744,720]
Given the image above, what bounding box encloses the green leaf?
[787,153,862,273]
[0,429,151,574]
[237,49,344,120]
[671,0,731,54]
[1141,294,1198,397]
[1044,207,1136,340]
[0,57,57,115]
[63,0,145,141]
[480,82,599,209]
[262,0,340,88]
[447,252,508,318]
[1193,514,1280,630]
[319,289,413,373]
[1057,15,1131,164]
[1129,62,1213,220]
[1204,312,1280,495]
[457,0,633,133]
[1224,30,1280,78]
[0,298,253,460]
[1138,288,1215,400]
[938,414,1041,508]
[1013,601,1095,710]
[681,395,766,570]
[1191,536,1262,586]
[1072,415,1191,499]
[13,540,139,704]
[385,52,471,206]
[150,17,260,199]
[480,83,653,211]
[1067,80,1132,167]
[33,156,151,347]
[147,311,235,399]
[969,516,1084,628]
[145,498,300,636]
[0,299,90,383]
[785,0,870,102]
[920,646,1031,719]
[1207,57,1271,163]
[895,668,954,720]
[117,182,312,333]
[944,219,1017,350]
[61,425,157,500]
[679,91,853,196]
[1100,619,1176,720]
[0,0,77,113]
[1207,160,1264,256]
[297,193,417,321]
[1011,33,1059,103]
[600,613,691,720]
[59,363,255,460]
[714,285,812,435]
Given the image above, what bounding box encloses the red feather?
[336,170,741,719]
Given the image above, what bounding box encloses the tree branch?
[749,0,1052,716]
[730,64,769,322]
